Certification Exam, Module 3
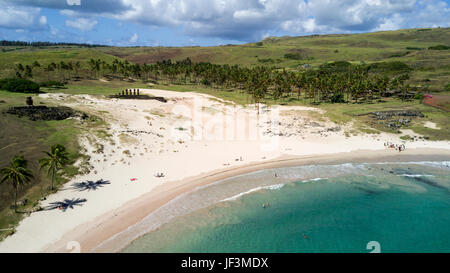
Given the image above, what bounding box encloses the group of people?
[384,142,406,152]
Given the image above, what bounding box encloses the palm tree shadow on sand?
[46,198,87,212]
[71,179,111,191]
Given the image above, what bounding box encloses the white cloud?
[115,0,450,40]
[66,0,81,6]
[0,4,47,30]
[65,17,98,31]
[39,15,47,25]
[0,0,449,41]
[129,33,138,43]
[50,26,59,35]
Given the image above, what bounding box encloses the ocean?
[121,161,450,253]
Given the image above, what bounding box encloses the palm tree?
[0,156,33,212]
[39,144,69,190]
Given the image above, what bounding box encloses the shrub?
[0,78,40,93]
[320,61,352,72]
[200,78,211,86]
[388,51,410,58]
[406,47,423,50]
[428,45,450,50]
[367,61,411,73]
[414,93,424,100]
[284,53,304,60]
[26,96,33,106]
[257,58,274,63]
[330,93,345,103]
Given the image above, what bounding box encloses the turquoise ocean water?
[122,161,450,253]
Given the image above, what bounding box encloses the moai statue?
[126,89,129,96]
[137,89,140,95]
[122,90,124,96]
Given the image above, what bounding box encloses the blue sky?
[0,0,449,47]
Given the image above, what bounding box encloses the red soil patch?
[105,49,183,64]
[128,49,182,64]
[422,95,450,112]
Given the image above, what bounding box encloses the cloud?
[65,18,98,31]
[0,4,48,30]
[66,0,81,6]
[39,15,47,25]
[129,33,138,43]
[115,0,450,41]
[0,0,449,42]
[2,0,131,14]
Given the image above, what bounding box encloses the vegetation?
[428,45,450,50]
[0,40,108,48]
[55,57,419,105]
[1,28,448,92]
[0,90,104,239]
[0,27,449,238]
[39,144,70,190]
[0,78,40,93]
[0,156,33,212]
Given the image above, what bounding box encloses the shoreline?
[44,147,450,253]
[1,88,449,253]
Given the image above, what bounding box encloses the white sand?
[423,121,440,130]
[0,89,449,253]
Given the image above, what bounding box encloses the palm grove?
[11,57,420,105]
[0,144,69,212]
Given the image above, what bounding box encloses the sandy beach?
[0,89,449,253]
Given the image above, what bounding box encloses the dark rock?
[5,106,85,121]
[109,94,167,103]
[327,126,341,132]
[368,110,424,120]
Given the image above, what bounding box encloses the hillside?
[0,27,449,91]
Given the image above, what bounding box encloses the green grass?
[41,79,149,96]
[2,28,448,91]
[92,27,450,91]
[0,90,106,240]
[316,98,450,140]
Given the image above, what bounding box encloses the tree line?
[12,57,419,104]
[0,40,107,48]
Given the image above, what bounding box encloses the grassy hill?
[97,28,450,91]
[1,27,449,91]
